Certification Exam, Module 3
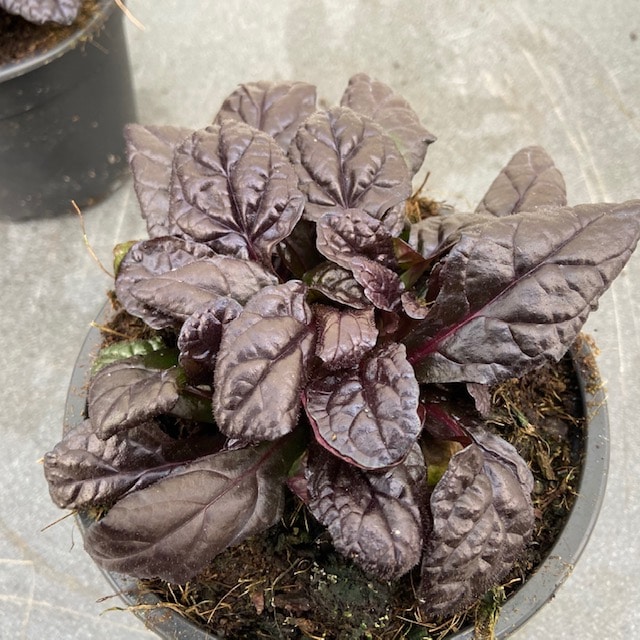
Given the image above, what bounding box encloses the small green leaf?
[113,241,138,276]
[92,337,168,374]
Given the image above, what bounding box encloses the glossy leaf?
[1,0,79,24]
[305,262,369,309]
[475,146,567,217]
[304,343,421,469]
[290,106,411,232]
[178,298,243,384]
[213,281,315,441]
[116,237,277,329]
[88,358,182,440]
[314,305,378,371]
[407,201,640,384]
[419,441,533,615]
[84,440,292,583]
[124,124,192,238]
[214,80,317,150]
[169,121,304,266]
[91,336,167,375]
[306,446,423,580]
[44,420,219,510]
[350,256,404,312]
[315,207,395,270]
[341,73,436,175]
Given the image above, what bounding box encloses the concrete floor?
[1,1,639,638]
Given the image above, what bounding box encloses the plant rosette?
[44,74,638,638]
[0,0,136,219]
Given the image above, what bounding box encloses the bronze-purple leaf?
[84,440,291,583]
[43,419,216,510]
[419,441,533,615]
[304,342,421,470]
[1,0,79,24]
[213,80,317,150]
[341,73,436,176]
[117,237,277,329]
[124,124,192,238]
[407,201,640,384]
[350,256,404,312]
[289,106,411,233]
[475,146,567,217]
[213,281,316,441]
[88,358,181,440]
[306,262,369,309]
[306,446,423,580]
[169,121,304,266]
[315,208,395,270]
[314,305,378,371]
[178,298,243,384]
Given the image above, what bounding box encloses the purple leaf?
[419,440,534,616]
[341,73,436,175]
[84,440,292,583]
[407,201,640,384]
[350,256,404,312]
[124,124,192,238]
[476,146,567,217]
[306,446,423,580]
[213,281,316,441]
[304,343,421,470]
[1,0,80,24]
[316,208,395,270]
[306,262,369,309]
[213,80,317,150]
[169,121,304,266]
[178,298,243,384]
[289,106,412,233]
[314,305,378,371]
[116,237,277,329]
[43,420,221,510]
[88,358,181,440]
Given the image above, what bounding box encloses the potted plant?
[0,0,136,220]
[44,74,639,639]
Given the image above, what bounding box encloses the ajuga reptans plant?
[44,74,640,617]
[0,0,81,25]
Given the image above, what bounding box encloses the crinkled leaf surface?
[341,73,436,175]
[124,124,192,238]
[304,342,421,469]
[306,262,369,309]
[169,121,304,266]
[117,237,277,329]
[350,256,404,312]
[91,336,167,375]
[314,305,378,371]
[88,358,182,440]
[407,201,640,384]
[290,106,411,232]
[419,442,533,616]
[44,420,214,510]
[214,80,317,150]
[316,208,395,270]
[178,297,243,384]
[213,281,315,441]
[1,0,79,24]
[475,146,567,217]
[306,446,423,580]
[84,440,291,583]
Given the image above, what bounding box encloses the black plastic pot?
[63,305,609,639]
[0,0,136,220]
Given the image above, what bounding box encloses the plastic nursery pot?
[63,304,609,640]
[0,0,136,220]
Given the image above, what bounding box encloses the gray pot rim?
[63,305,609,639]
[0,0,118,82]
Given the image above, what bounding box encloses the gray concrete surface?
[1,1,639,638]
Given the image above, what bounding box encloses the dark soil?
[96,301,593,640]
[0,0,100,66]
